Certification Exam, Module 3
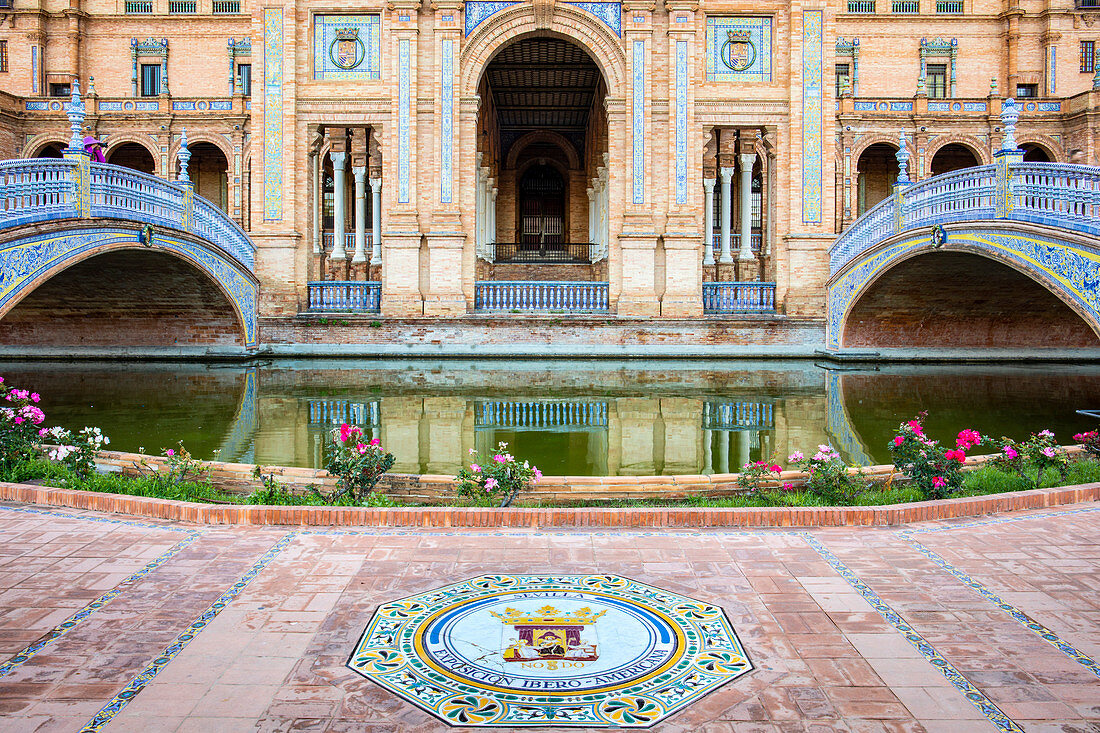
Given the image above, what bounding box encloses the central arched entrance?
[475,35,608,278]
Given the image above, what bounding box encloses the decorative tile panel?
[313,15,382,80]
[464,1,518,36]
[853,101,876,111]
[963,102,987,112]
[398,38,410,204]
[563,2,622,36]
[210,100,233,110]
[801,10,823,225]
[441,38,454,204]
[31,46,38,95]
[99,102,124,111]
[928,101,950,111]
[1037,101,1061,112]
[347,574,753,727]
[1048,46,1056,95]
[675,40,688,205]
[632,40,645,205]
[135,101,160,111]
[705,17,772,83]
[25,101,48,111]
[172,101,197,111]
[263,8,284,222]
[889,101,913,111]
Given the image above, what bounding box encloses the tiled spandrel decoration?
[313,15,381,80]
[705,17,772,83]
[347,574,753,727]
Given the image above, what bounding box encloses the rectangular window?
[847,0,876,11]
[1016,83,1038,98]
[141,64,161,96]
[237,63,252,95]
[835,63,851,96]
[49,82,71,97]
[1082,41,1096,73]
[927,63,948,98]
[936,0,963,11]
[0,41,7,73]
[892,0,919,12]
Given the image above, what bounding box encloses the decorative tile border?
[900,506,1100,680]
[263,8,284,222]
[801,10,822,225]
[631,40,645,205]
[313,14,382,81]
[398,38,411,205]
[1048,45,1056,96]
[464,1,518,37]
[563,1,622,37]
[0,507,202,678]
[78,533,296,733]
[675,40,688,206]
[441,38,454,204]
[801,533,1025,733]
[31,46,39,95]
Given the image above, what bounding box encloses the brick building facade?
[1,0,1098,332]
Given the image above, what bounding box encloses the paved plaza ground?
[0,500,1097,732]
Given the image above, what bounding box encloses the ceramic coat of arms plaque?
[347,574,753,727]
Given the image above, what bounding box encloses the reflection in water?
[6,360,1100,476]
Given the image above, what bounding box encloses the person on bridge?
[83,136,106,163]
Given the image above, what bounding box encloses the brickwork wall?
[843,252,1100,348]
[0,250,243,346]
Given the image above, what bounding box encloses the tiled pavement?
[0,502,1097,732]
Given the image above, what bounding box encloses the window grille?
[1082,41,1096,74]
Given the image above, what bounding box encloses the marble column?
[330,151,348,261]
[719,167,734,264]
[310,151,320,254]
[703,177,715,266]
[370,178,382,264]
[352,164,367,263]
[738,152,756,261]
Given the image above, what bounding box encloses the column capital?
[330,150,347,168]
[739,152,757,168]
[719,166,734,182]
[353,165,367,180]
[703,176,716,191]
[369,177,383,189]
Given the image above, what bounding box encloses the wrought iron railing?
[474,281,610,312]
[846,0,876,11]
[169,0,196,12]
[936,0,963,11]
[892,0,919,11]
[830,162,1100,275]
[0,158,255,269]
[702,282,777,313]
[306,281,381,311]
[124,0,153,12]
[489,242,597,264]
[212,0,241,11]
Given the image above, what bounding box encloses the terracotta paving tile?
[0,503,1097,731]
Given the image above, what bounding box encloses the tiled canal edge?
[800,532,1025,733]
[0,505,204,677]
[899,506,1100,680]
[78,532,296,733]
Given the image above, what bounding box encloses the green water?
[9,359,1100,476]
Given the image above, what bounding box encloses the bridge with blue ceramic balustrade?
[0,84,258,348]
[827,100,1100,353]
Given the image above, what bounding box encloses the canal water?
[8,360,1100,476]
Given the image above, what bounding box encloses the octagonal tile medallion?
[347,574,753,727]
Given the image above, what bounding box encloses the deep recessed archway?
[107,142,156,175]
[856,143,898,215]
[186,143,230,211]
[842,251,1100,349]
[34,142,65,159]
[930,143,981,175]
[0,249,246,347]
[1021,143,1053,162]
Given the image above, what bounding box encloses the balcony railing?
[212,0,241,11]
[892,0,919,11]
[306,281,381,311]
[321,232,374,249]
[847,0,876,11]
[488,242,597,264]
[475,401,609,429]
[702,282,777,313]
[308,400,380,427]
[474,281,610,312]
[124,0,153,12]
[936,0,963,11]
[703,401,775,431]
[169,0,196,12]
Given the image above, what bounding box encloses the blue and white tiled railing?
[702,282,777,313]
[306,281,382,311]
[0,158,255,269]
[474,281,610,312]
[475,400,610,429]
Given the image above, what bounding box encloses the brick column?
[382,1,424,316]
[423,0,466,316]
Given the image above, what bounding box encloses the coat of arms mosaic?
[347,574,753,727]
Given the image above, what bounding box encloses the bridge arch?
[0,224,258,348]
[828,224,1100,350]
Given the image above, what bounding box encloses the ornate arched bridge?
[828,103,1100,352]
[0,85,257,349]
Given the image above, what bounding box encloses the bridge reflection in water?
[9,361,1100,478]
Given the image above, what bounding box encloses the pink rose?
[1003,446,1018,459]
[38,428,48,437]
[770,465,781,474]
[907,420,924,435]
[166,449,175,457]
[339,423,352,442]
[932,476,946,488]
[470,464,481,473]
[369,438,381,446]
[533,468,543,482]
[356,443,368,454]
[893,435,904,446]
[493,455,506,463]
[782,482,794,491]
[30,393,40,403]
[484,477,498,490]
